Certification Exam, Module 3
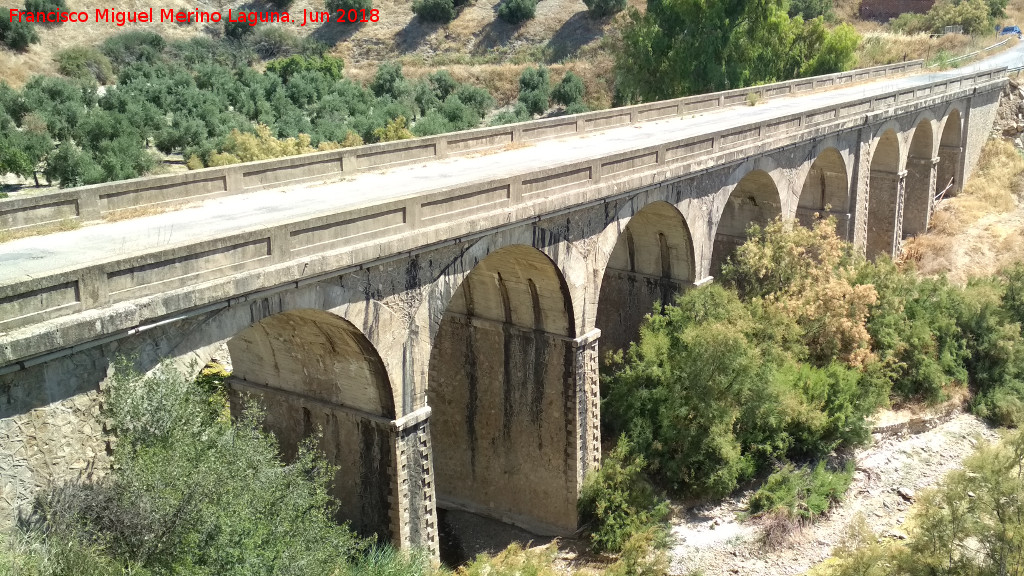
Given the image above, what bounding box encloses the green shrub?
[603,529,670,576]
[453,84,494,117]
[43,142,104,188]
[748,461,854,520]
[888,12,929,33]
[224,18,254,40]
[578,440,670,553]
[583,0,626,18]
[926,0,993,34]
[412,0,456,22]
[8,359,431,576]
[497,0,537,24]
[517,66,549,116]
[788,0,832,19]
[412,111,452,136]
[854,259,969,403]
[24,0,67,15]
[55,46,115,84]
[100,31,165,70]
[489,102,531,125]
[326,0,373,13]
[245,25,305,59]
[370,61,408,99]
[0,18,40,51]
[266,54,344,81]
[552,71,585,107]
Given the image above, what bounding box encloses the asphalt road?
[3,42,1022,287]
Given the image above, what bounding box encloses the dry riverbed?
[665,407,999,576]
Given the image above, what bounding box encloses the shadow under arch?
[711,168,783,276]
[866,128,903,260]
[595,200,695,356]
[938,107,964,199]
[427,244,580,543]
[903,119,936,239]
[227,308,397,539]
[796,147,852,239]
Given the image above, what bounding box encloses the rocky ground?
[666,405,999,576]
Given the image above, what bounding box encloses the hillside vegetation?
[8,0,1019,192]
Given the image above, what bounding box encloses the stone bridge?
[0,60,1006,556]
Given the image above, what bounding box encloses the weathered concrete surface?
[0,52,1015,556]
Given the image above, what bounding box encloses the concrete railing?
[0,65,1002,342]
[0,61,925,235]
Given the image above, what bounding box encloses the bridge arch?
[427,243,589,538]
[226,308,398,539]
[796,147,852,239]
[903,118,937,238]
[595,200,696,355]
[711,167,783,275]
[937,107,965,198]
[866,128,904,259]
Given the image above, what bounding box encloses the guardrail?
[0,65,1003,342]
[0,61,925,235]
[929,38,1012,68]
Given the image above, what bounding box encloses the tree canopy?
[613,0,859,103]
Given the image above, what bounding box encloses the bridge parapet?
[1,61,923,236]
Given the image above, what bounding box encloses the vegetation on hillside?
[0,359,435,576]
[613,0,859,103]
[583,216,1024,552]
[890,0,1009,35]
[0,29,508,187]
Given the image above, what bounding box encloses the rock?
[897,487,915,502]
[968,491,977,498]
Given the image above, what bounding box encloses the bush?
[5,359,436,576]
[266,54,344,81]
[889,12,929,33]
[43,142,104,188]
[100,31,165,70]
[748,461,854,520]
[926,0,993,34]
[497,0,537,24]
[552,71,585,107]
[370,61,408,100]
[583,0,626,18]
[489,102,531,125]
[0,18,40,51]
[245,26,305,59]
[371,115,413,142]
[55,46,115,84]
[412,0,456,22]
[224,18,254,40]
[327,0,373,12]
[578,440,670,553]
[24,0,67,15]
[788,0,832,19]
[517,66,549,116]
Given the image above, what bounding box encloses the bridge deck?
[0,49,1020,289]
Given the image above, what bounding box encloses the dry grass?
[0,217,80,244]
[903,139,1024,284]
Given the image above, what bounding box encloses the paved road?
[2,44,1022,287]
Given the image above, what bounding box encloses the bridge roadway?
[3,46,1022,285]
[0,46,1019,556]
